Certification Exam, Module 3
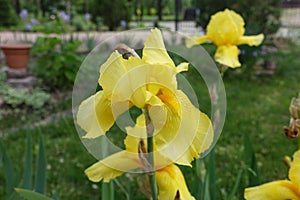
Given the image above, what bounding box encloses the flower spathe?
[186,9,264,68]
[244,149,300,199]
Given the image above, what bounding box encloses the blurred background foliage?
[1,0,283,33]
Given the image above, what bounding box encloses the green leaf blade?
[34,133,47,194]
[0,141,16,197]
[15,188,53,200]
[23,131,33,189]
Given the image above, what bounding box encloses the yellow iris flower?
[244,149,300,199]
[77,28,213,199]
[85,129,195,199]
[77,28,213,166]
[186,9,264,68]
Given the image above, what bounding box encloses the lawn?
[0,39,300,199]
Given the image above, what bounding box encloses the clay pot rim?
[0,43,32,49]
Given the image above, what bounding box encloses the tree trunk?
[157,0,162,20]
[40,0,45,17]
[15,0,21,15]
[65,0,71,15]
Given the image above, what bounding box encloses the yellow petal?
[186,36,210,48]
[149,104,168,135]
[77,91,114,138]
[99,52,145,95]
[99,51,129,92]
[190,109,214,155]
[85,151,140,182]
[125,114,147,153]
[237,34,264,46]
[289,150,300,188]
[290,160,300,190]
[130,87,148,108]
[124,103,166,153]
[168,91,213,165]
[154,90,213,166]
[207,9,245,46]
[176,62,189,73]
[142,28,175,67]
[125,90,213,167]
[156,164,195,200]
[124,133,172,169]
[244,180,300,200]
[293,150,300,162]
[215,45,241,68]
[113,64,178,108]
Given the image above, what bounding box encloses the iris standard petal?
[99,51,144,94]
[99,51,129,92]
[215,45,241,68]
[77,91,114,138]
[186,35,210,48]
[237,34,264,46]
[244,180,300,200]
[112,64,178,108]
[85,151,141,182]
[207,9,245,46]
[142,28,175,67]
[156,164,195,200]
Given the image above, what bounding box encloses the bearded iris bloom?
[85,126,196,199]
[77,28,213,165]
[186,9,264,68]
[244,150,300,199]
[77,28,213,198]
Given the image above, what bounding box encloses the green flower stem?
[115,44,157,198]
[143,108,158,200]
[219,64,228,77]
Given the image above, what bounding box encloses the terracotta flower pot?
[0,44,32,70]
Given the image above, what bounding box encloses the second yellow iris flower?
[186,9,264,68]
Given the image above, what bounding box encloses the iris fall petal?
[215,45,241,68]
[156,164,195,200]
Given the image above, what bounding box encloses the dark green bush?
[0,0,18,27]
[31,37,82,90]
[195,0,281,35]
[91,0,132,30]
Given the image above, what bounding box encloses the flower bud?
[289,96,300,119]
[285,92,300,139]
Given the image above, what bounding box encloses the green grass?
[214,44,300,198]
[0,42,300,199]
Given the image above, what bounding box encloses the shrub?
[72,14,96,31]
[91,0,132,30]
[31,37,82,90]
[1,87,50,109]
[0,73,50,109]
[195,0,281,35]
[32,12,74,34]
